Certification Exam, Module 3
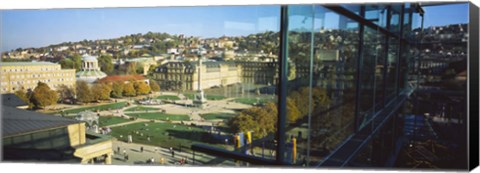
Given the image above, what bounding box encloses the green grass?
[183,93,195,100]
[109,122,223,149]
[124,106,160,112]
[156,95,180,101]
[99,116,131,127]
[200,113,235,120]
[183,93,226,100]
[233,97,272,105]
[62,102,128,114]
[126,112,190,121]
[205,94,226,100]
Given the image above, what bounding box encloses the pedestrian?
[117,146,120,154]
[160,157,165,165]
[141,146,144,152]
[171,150,175,158]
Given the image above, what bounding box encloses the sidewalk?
[111,140,236,166]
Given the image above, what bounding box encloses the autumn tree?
[123,82,136,97]
[92,83,112,101]
[126,62,137,75]
[149,80,160,92]
[229,102,279,139]
[76,81,93,103]
[57,84,76,103]
[31,82,58,109]
[111,81,124,98]
[286,97,301,123]
[134,81,151,95]
[14,88,34,109]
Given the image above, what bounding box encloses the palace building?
[153,60,243,91]
[0,62,76,94]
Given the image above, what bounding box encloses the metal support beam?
[276,5,289,164]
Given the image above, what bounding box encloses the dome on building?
[82,54,98,62]
[76,54,107,83]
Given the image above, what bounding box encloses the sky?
[1,6,280,52]
[0,3,469,52]
[423,3,469,28]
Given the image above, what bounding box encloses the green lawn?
[109,122,223,149]
[200,113,235,120]
[62,102,128,114]
[99,116,131,127]
[183,93,226,100]
[233,97,272,105]
[124,106,160,112]
[126,112,190,121]
[156,95,180,101]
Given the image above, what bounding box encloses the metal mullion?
[353,5,366,132]
[381,5,392,109]
[395,5,405,96]
[276,5,289,164]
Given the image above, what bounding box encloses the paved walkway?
[111,140,236,166]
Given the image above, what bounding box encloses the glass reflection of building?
[189,2,476,171]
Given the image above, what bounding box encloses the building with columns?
[76,54,107,83]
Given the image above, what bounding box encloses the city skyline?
[1,3,468,52]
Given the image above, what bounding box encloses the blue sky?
[423,3,469,27]
[1,6,280,52]
[1,3,469,52]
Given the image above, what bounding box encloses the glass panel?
[285,5,314,165]
[359,26,382,128]
[309,5,359,165]
[365,5,388,28]
[385,37,399,101]
[389,4,402,34]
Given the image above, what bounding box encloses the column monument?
[193,53,207,107]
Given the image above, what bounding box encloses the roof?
[2,106,80,137]
[97,75,146,83]
[2,94,28,107]
[76,70,107,77]
[0,61,58,67]
[82,54,97,62]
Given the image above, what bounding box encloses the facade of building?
[76,54,107,83]
[153,60,242,91]
[0,62,76,94]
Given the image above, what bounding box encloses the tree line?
[14,80,160,109]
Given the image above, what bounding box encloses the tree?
[286,97,301,123]
[98,54,114,74]
[134,81,151,95]
[111,81,124,98]
[228,102,279,139]
[31,82,58,109]
[92,83,112,101]
[14,89,34,109]
[57,84,76,103]
[126,62,137,75]
[123,82,136,97]
[59,58,75,69]
[76,81,93,103]
[229,113,257,137]
[149,80,160,92]
[71,54,83,71]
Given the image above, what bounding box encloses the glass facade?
[191,2,469,170]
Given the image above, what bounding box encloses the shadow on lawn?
[164,129,225,145]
